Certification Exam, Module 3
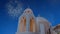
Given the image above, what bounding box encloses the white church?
[15,8,60,34]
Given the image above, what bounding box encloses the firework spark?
[6,0,23,18]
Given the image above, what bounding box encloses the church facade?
[16,8,60,34]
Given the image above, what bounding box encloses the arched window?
[20,17,26,32]
[30,17,35,32]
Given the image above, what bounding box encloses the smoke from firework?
[6,0,23,18]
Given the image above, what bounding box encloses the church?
[15,8,60,34]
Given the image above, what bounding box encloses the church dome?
[36,16,49,24]
[36,16,50,27]
[36,15,50,33]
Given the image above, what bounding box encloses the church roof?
[23,8,33,14]
[36,15,50,25]
[36,16,48,22]
[54,24,60,30]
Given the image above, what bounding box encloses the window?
[20,17,26,32]
[30,17,35,32]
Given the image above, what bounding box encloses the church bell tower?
[16,8,36,34]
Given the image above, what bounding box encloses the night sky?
[0,0,60,34]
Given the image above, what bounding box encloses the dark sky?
[0,0,60,34]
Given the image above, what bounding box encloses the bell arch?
[20,16,26,32]
[30,17,36,32]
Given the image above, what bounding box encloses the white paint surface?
[40,24,45,34]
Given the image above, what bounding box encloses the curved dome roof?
[36,16,50,31]
[36,16,48,22]
[36,16,50,25]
